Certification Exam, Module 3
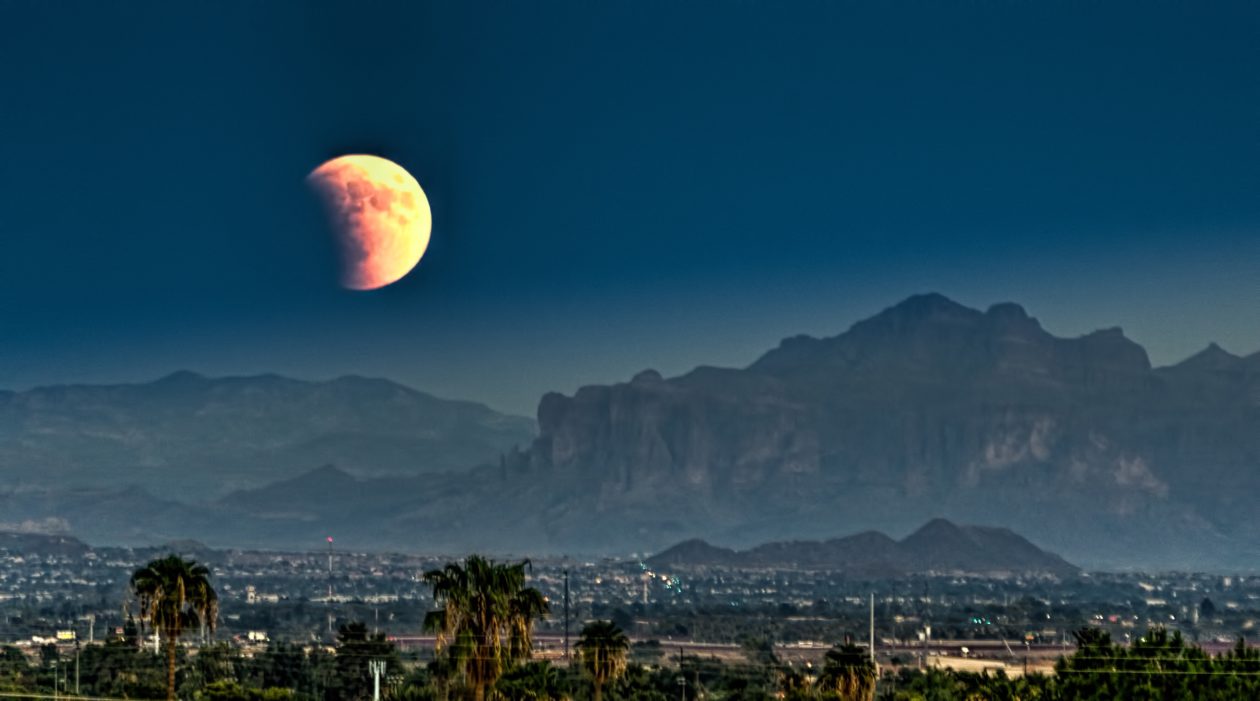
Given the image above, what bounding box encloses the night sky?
[2,1,1259,415]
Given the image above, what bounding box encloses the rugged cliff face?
[509,294,1260,568]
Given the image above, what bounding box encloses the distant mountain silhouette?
[10,295,1260,569]
[0,485,218,545]
[0,531,91,557]
[647,519,1078,577]
[649,538,739,565]
[0,372,535,500]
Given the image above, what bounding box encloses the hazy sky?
[2,1,1259,415]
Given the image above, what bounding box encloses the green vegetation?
[576,621,629,701]
[423,555,550,701]
[1051,627,1260,701]
[131,554,220,701]
[7,552,1260,700]
[324,622,403,701]
[817,643,876,701]
[497,661,568,701]
[3,623,1260,700]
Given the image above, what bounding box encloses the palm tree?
[816,642,875,701]
[423,555,549,701]
[508,586,550,662]
[575,621,629,701]
[130,554,218,701]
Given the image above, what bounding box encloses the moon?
[307,154,431,290]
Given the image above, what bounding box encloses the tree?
[509,586,551,662]
[576,620,629,701]
[424,556,549,701]
[199,679,295,701]
[77,638,166,699]
[817,643,875,701]
[327,622,402,701]
[0,645,33,693]
[245,642,310,694]
[131,554,219,701]
[495,661,566,701]
[778,664,812,701]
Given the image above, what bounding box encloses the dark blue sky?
[2,1,1259,414]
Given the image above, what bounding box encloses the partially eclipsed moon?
[307,154,431,290]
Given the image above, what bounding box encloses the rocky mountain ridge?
[7,295,1260,570]
[503,294,1260,568]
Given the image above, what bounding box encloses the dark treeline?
[2,626,1260,700]
[0,621,398,701]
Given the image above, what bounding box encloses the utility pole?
[328,537,335,600]
[369,659,385,701]
[75,640,80,696]
[869,592,875,664]
[327,536,335,639]
[563,569,571,663]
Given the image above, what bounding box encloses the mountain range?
[6,294,1260,570]
[0,371,536,500]
[647,518,1079,578]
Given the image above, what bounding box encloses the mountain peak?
[1171,342,1243,372]
[883,293,974,319]
[1074,327,1152,375]
[217,464,360,510]
[899,519,1078,576]
[749,294,1155,383]
[631,369,664,385]
[647,538,737,566]
[905,517,966,541]
[849,293,985,337]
